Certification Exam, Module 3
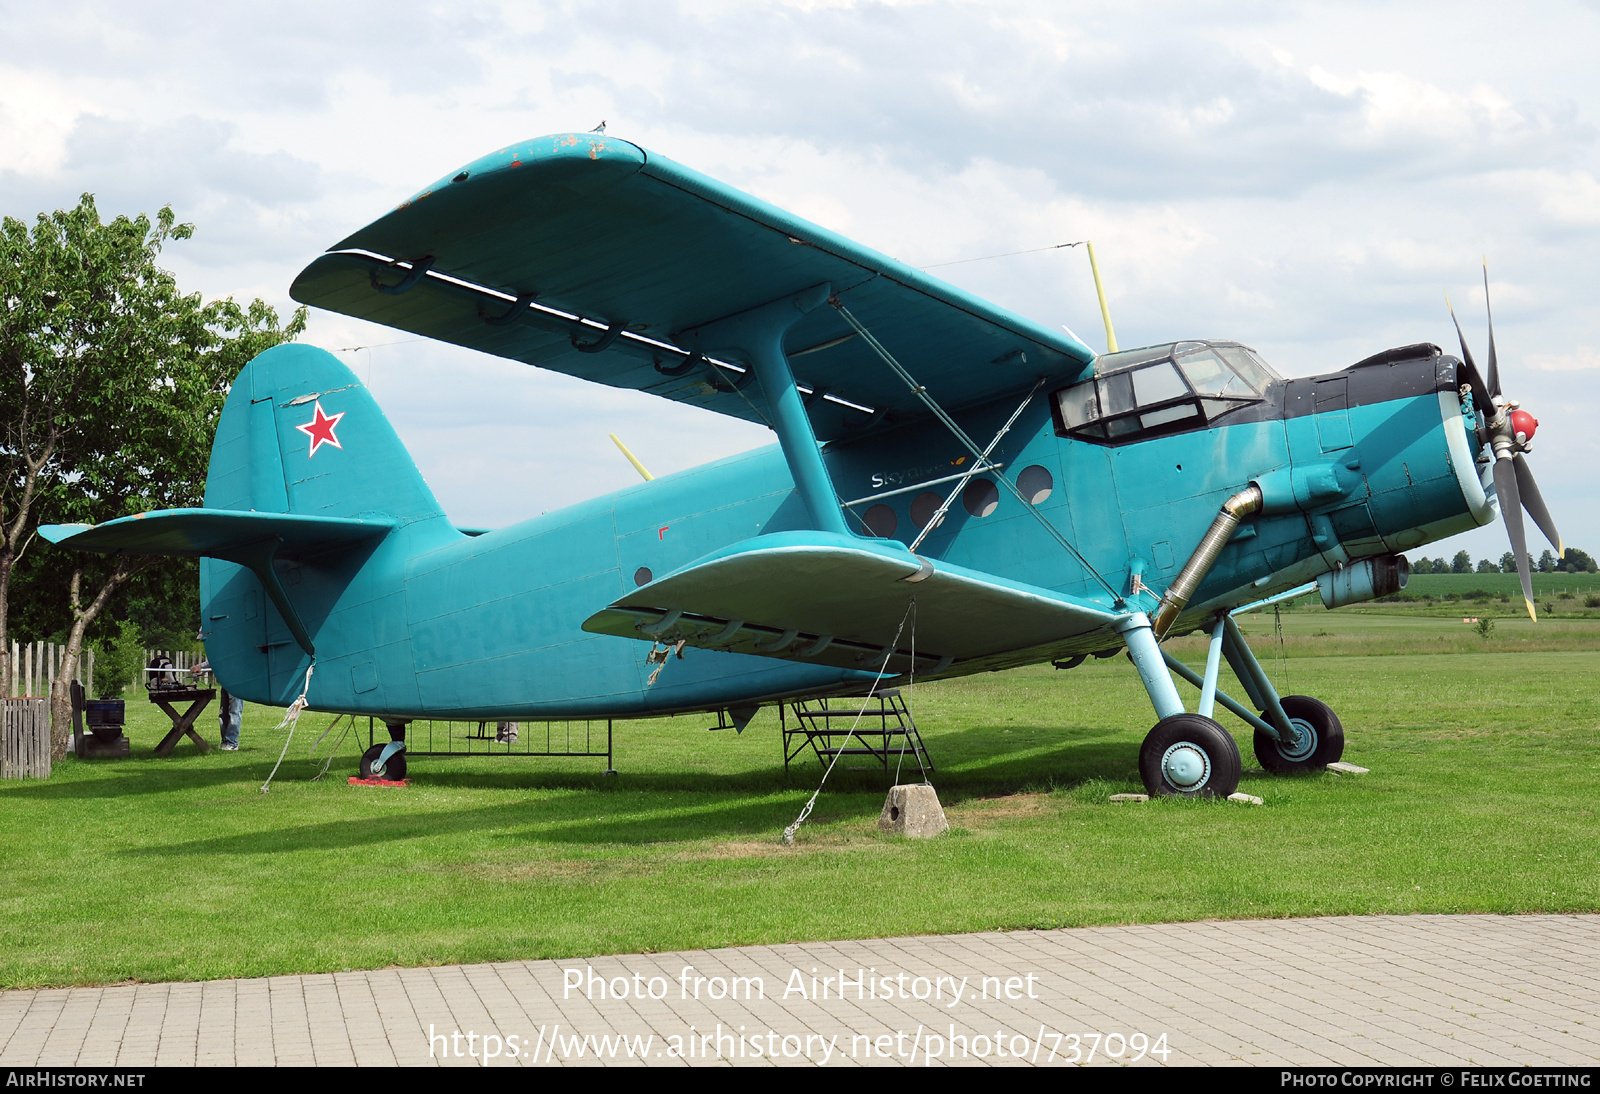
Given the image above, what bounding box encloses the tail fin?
[42,344,456,705]
[206,343,447,523]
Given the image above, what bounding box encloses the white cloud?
[1526,348,1600,372]
[0,0,1597,550]
[0,67,93,175]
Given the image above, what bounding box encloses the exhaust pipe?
[1152,484,1263,639]
[1318,554,1410,609]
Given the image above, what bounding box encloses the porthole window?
[909,491,944,530]
[1016,465,1053,505]
[863,504,898,538]
[633,567,653,587]
[962,478,1000,518]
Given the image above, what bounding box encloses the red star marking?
[296,400,345,457]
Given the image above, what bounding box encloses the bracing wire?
[260,661,315,794]
[831,301,1122,603]
[907,378,1044,554]
[307,712,355,781]
[782,598,916,844]
[891,595,929,787]
[917,241,1085,271]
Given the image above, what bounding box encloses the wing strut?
[830,300,1122,603]
[678,284,849,536]
[907,377,1045,553]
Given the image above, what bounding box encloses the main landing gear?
[1118,599,1345,798]
[1139,713,1242,798]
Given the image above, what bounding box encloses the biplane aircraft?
[42,133,1561,798]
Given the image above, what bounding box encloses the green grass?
[1,607,1598,988]
[1404,571,1600,597]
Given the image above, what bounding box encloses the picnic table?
[146,670,215,757]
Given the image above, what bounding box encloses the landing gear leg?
[1160,611,1345,775]
[361,720,408,781]
[1119,613,1242,798]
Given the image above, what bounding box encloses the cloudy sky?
[3,0,1595,567]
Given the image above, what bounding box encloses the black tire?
[360,743,407,781]
[1139,714,1242,798]
[1252,695,1345,774]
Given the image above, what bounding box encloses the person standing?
[218,687,243,750]
[192,657,242,750]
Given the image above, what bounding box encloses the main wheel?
[360,743,407,781]
[1252,695,1344,774]
[1138,714,1242,798]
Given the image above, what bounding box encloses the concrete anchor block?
[1227,792,1264,805]
[878,783,949,838]
[1109,793,1149,803]
[1326,762,1370,775]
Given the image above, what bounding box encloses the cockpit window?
[1051,340,1280,446]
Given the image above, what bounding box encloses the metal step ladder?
[782,689,933,776]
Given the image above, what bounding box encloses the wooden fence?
[5,640,94,700]
[2,697,49,779]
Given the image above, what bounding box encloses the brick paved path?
[3,915,1597,1067]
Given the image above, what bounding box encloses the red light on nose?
[1510,408,1538,442]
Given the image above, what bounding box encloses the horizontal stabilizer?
[582,531,1120,675]
[40,509,398,558]
[41,509,399,657]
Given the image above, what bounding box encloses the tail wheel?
[360,743,406,781]
[1252,695,1345,774]
[1139,714,1242,798]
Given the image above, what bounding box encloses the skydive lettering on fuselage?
[869,457,966,491]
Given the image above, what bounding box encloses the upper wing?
[581,530,1121,675]
[290,133,1095,442]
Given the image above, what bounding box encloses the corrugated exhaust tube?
[1151,485,1264,639]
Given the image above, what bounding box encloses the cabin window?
[1017,465,1053,504]
[863,504,898,538]
[910,491,944,530]
[962,478,1000,518]
[1050,340,1278,446]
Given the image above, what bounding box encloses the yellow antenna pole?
[609,433,654,481]
[1085,240,1119,353]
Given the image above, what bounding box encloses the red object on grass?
[348,776,409,788]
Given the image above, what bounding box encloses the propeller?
[1446,261,1563,620]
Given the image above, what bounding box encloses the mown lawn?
[0,607,1596,988]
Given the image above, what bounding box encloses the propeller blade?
[1513,453,1562,556]
[1493,457,1535,620]
[1482,260,1501,399]
[1446,293,1493,413]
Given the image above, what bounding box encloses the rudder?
[205,343,447,524]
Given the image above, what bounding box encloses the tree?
[1559,548,1598,573]
[1476,558,1497,574]
[1499,551,1517,573]
[1412,557,1434,574]
[1452,550,1472,574]
[1539,549,1556,573]
[0,194,304,757]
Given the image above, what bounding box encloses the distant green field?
[1,604,1597,988]
[1403,571,1600,597]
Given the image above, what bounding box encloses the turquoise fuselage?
[200,346,1488,721]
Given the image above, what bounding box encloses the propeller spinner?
[1447,262,1563,620]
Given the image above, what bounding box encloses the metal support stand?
[782,690,933,777]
